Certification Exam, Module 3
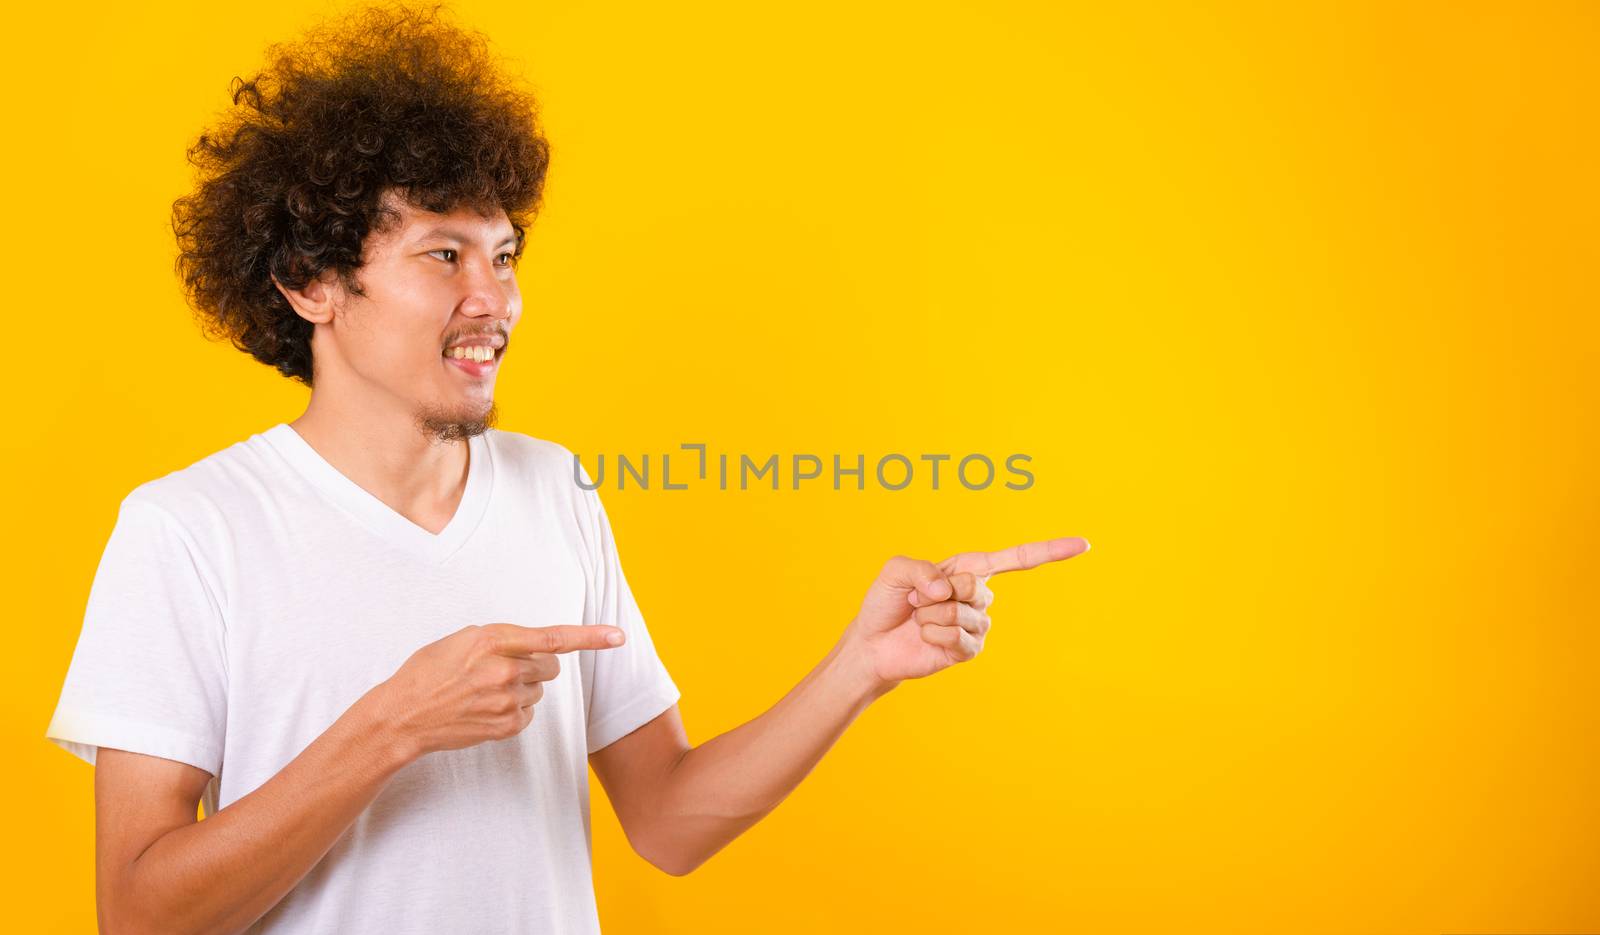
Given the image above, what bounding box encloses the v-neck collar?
[262,422,494,564]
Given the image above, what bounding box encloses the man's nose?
[459,256,513,320]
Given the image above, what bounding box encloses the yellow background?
[4,1,1595,932]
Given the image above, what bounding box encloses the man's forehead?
[376,191,515,245]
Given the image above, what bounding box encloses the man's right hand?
[377,623,626,757]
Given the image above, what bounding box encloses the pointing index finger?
[939,536,1091,578]
[486,623,626,655]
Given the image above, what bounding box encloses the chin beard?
[415,399,499,444]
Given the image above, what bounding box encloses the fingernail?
[607,631,624,645]
[931,579,950,599]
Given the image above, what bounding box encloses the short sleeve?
[580,488,680,756]
[45,494,229,775]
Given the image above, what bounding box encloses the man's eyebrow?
[413,226,520,249]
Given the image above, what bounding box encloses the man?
[46,5,1089,933]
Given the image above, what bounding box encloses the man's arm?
[96,686,412,935]
[590,636,887,877]
[591,539,1089,877]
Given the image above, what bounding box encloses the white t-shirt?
[46,422,680,934]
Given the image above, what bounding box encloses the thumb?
[878,555,951,605]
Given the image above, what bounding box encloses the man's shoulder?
[120,428,279,532]
[488,427,574,462]
[487,428,583,484]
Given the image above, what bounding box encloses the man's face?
[315,190,522,442]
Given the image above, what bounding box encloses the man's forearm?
[642,636,891,875]
[117,686,416,935]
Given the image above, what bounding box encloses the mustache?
[443,328,507,346]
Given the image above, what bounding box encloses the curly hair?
[171,1,551,387]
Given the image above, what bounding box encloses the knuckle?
[479,658,505,683]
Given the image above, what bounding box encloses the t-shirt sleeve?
[45,493,229,775]
[579,487,680,756]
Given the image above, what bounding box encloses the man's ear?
[270,268,342,326]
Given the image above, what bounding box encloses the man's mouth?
[443,343,502,375]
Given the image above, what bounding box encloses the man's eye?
[427,249,515,267]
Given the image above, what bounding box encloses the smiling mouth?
[443,344,502,375]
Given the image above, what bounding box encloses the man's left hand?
[839,536,1091,691]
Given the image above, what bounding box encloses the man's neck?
[288,396,470,535]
